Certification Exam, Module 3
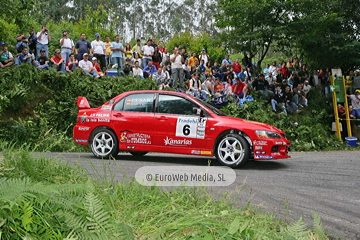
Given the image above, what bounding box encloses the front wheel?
[215,134,250,168]
[129,151,148,157]
[90,128,119,159]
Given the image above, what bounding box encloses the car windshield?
[196,98,227,116]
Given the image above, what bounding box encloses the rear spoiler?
[77,97,90,109]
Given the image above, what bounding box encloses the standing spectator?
[0,43,14,68]
[104,36,112,67]
[263,63,270,77]
[50,49,66,72]
[143,60,157,78]
[60,31,74,64]
[161,47,170,65]
[151,37,157,48]
[346,70,355,95]
[199,49,210,66]
[271,85,286,114]
[233,58,242,75]
[222,54,232,65]
[280,62,289,79]
[110,35,124,73]
[15,32,28,54]
[91,33,106,71]
[36,26,51,57]
[268,62,277,76]
[141,39,154,69]
[303,80,311,97]
[310,69,321,87]
[91,57,104,77]
[28,30,37,56]
[183,59,191,80]
[79,53,99,78]
[132,39,143,58]
[132,61,144,79]
[348,90,360,127]
[75,33,92,61]
[170,47,184,89]
[152,46,162,70]
[66,53,78,72]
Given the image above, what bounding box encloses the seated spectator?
[188,52,198,68]
[205,61,212,77]
[143,60,157,78]
[15,32,28,55]
[349,105,356,119]
[131,52,142,68]
[15,47,32,65]
[222,54,232,65]
[252,74,273,100]
[283,85,299,113]
[132,61,144,79]
[79,53,99,78]
[153,68,166,90]
[348,90,360,126]
[122,58,133,76]
[232,77,248,98]
[91,57,104,77]
[271,85,286,114]
[161,65,171,86]
[244,76,253,88]
[237,69,246,82]
[303,80,311,96]
[66,53,78,72]
[183,59,191,80]
[212,61,225,82]
[232,58,242,75]
[189,73,208,100]
[0,43,14,68]
[224,77,234,95]
[202,76,214,96]
[50,49,66,72]
[34,48,49,69]
[293,83,308,107]
[214,77,225,96]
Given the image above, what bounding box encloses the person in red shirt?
[91,57,104,76]
[65,53,78,72]
[280,62,289,79]
[232,58,242,75]
[214,77,225,96]
[232,77,248,98]
[50,49,65,72]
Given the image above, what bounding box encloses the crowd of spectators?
[1,27,359,124]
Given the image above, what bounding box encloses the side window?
[120,93,154,113]
[158,95,198,115]
[113,99,124,111]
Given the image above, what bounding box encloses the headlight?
[255,130,281,139]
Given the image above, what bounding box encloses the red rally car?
[73,90,290,168]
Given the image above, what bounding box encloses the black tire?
[90,128,119,158]
[129,151,148,156]
[215,134,250,168]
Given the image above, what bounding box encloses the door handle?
[156,116,168,120]
[113,113,123,117]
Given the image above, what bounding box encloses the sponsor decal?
[191,150,200,154]
[75,139,88,143]
[126,98,152,106]
[85,118,110,123]
[101,104,112,110]
[176,117,207,139]
[78,127,90,131]
[200,151,212,155]
[275,141,284,145]
[274,152,280,155]
[254,146,262,150]
[97,118,110,122]
[126,146,135,149]
[253,140,268,145]
[90,113,110,117]
[81,112,87,123]
[164,136,192,146]
[254,155,274,159]
[120,131,151,144]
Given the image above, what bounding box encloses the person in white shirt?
[36,25,51,57]
[141,39,154,69]
[78,53,99,78]
[189,73,208,100]
[199,49,210,66]
[91,33,106,71]
[170,47,184,89]
[132,61,144,79]
[60,31,74,63]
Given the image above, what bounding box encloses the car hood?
[217,116,285,134]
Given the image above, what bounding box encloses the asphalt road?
[40,151,360,239]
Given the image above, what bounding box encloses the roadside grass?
[0,149,331,239]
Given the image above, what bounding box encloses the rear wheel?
[215,134,250,168]
[129,151,148,156]
[90,128,119,158]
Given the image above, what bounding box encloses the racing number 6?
[183,125,190,136]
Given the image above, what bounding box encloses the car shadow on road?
[107,154,288,170]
